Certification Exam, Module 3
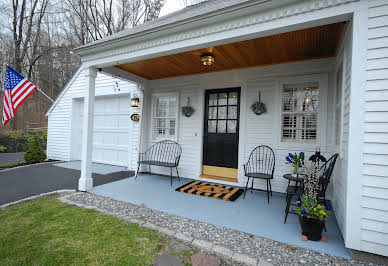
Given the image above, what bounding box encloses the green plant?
[295,161,332,222]
[24,135,46,164]
[285,152,305,174]
[0,145,6,153]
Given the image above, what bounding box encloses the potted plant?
[285,152,305,176]
[295,160,332,241]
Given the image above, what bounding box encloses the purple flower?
[297,201,302,207]
[288,153,294,159]
[285,156,292,163]
[325,204,332,211]
[297,196,301,201]
[301,208,307,215]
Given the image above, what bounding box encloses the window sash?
[281,83,319,143]
[153,94,178,140]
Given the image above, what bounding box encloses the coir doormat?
[175,181,244,201]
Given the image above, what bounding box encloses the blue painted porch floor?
[90,174,351,259]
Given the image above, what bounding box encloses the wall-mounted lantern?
[131,95,140,107]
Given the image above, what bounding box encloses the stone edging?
[58,194,271,266]
[0,160,63,172]
[0,189,76,210]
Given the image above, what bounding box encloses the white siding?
[144,58,337,192]
[359,0,388,256]
[47,69,139,169]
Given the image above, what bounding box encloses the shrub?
[24,135,46,164]
[0,145,6,153]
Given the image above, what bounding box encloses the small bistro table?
[283,173,305,193]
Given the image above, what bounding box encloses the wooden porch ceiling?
[116,22,345,80]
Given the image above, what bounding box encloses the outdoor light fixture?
[304,87,313,107]
[200,53,215,66]
[130,95,140,107]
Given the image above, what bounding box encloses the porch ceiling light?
[131,95,140,107]
[200,53,215,66]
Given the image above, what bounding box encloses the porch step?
[199,174,238,183]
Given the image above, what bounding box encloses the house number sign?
[131,113,140,122]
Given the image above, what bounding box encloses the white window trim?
[335,60,345,158]
[275,73,328,151]
[151,92,179,141]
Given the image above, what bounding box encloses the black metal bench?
[135,140,182,186]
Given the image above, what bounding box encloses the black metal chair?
[284,153,338,223]
[243,145,275,203]
[135,140,182,186]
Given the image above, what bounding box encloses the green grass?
[0,196,196,265]
[0,162,24,168]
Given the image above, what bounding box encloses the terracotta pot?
[298,216,324,241]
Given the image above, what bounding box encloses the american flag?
[2,66,37,126]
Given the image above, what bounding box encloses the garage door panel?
[73,95,129,166]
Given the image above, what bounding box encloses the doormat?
[175,181,243,201]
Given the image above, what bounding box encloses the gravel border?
[60,192,379,266]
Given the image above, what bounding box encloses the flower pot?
[298,216,324,241]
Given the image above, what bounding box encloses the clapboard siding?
[359,1,388,256]
[47,69,139,167]
[146,58,336,193]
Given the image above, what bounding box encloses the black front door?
[203,88,240,169]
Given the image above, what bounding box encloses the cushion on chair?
[245,173,273,179]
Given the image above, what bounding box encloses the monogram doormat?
[175,181,244,201]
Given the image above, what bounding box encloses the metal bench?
[135,140,182,186]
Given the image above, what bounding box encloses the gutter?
[72,0,280,56]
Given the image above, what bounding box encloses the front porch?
[89,174,350,259]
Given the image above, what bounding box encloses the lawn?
[0,196,197,265]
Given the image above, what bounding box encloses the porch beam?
[98,66,149,86]
[78,67,97,191]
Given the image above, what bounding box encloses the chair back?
[244,145,275,176]
[317,154,338,197]
[145,140,182,165]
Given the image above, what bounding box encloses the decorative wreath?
[250,92,266,115]
[181,97,195,117]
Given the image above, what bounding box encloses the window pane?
[228,92,237,105]
[282,129,296,141]
[218,93,228,105]
[168,98,177,117]
[209,94,217,106]
[169,119,176,136]
[218,106,227,119]
[217,120,226,133]
[228,106,237,119]
[208,107,217,119]
[227,120,237,133]
[282,114,296,128]
[208,120,216,133]
[157,98,168,117]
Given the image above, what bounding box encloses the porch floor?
[90,174,350,259]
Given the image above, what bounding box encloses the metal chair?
[284,153,338,223]
[243,145,275,203]
[135,140,182,186]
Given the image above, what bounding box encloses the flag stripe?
[14,86,36,111]
[13,82,33,104]
[11,79,28,96]
[12,82,35,107]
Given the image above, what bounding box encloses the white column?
[78,67,97,191]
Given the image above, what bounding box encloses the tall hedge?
[24,135,46,164]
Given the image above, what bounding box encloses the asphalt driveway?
[0,152,25,164]
[0,162,133,205]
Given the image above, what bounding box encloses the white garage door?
[74,95,130,166]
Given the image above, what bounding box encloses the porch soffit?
[115,22,345,80]
[76,0,357,64]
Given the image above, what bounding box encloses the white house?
[47,0,388,257]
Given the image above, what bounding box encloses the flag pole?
[36,87,55,103]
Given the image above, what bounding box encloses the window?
[152,93,178,140]
[281,82,319,143]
